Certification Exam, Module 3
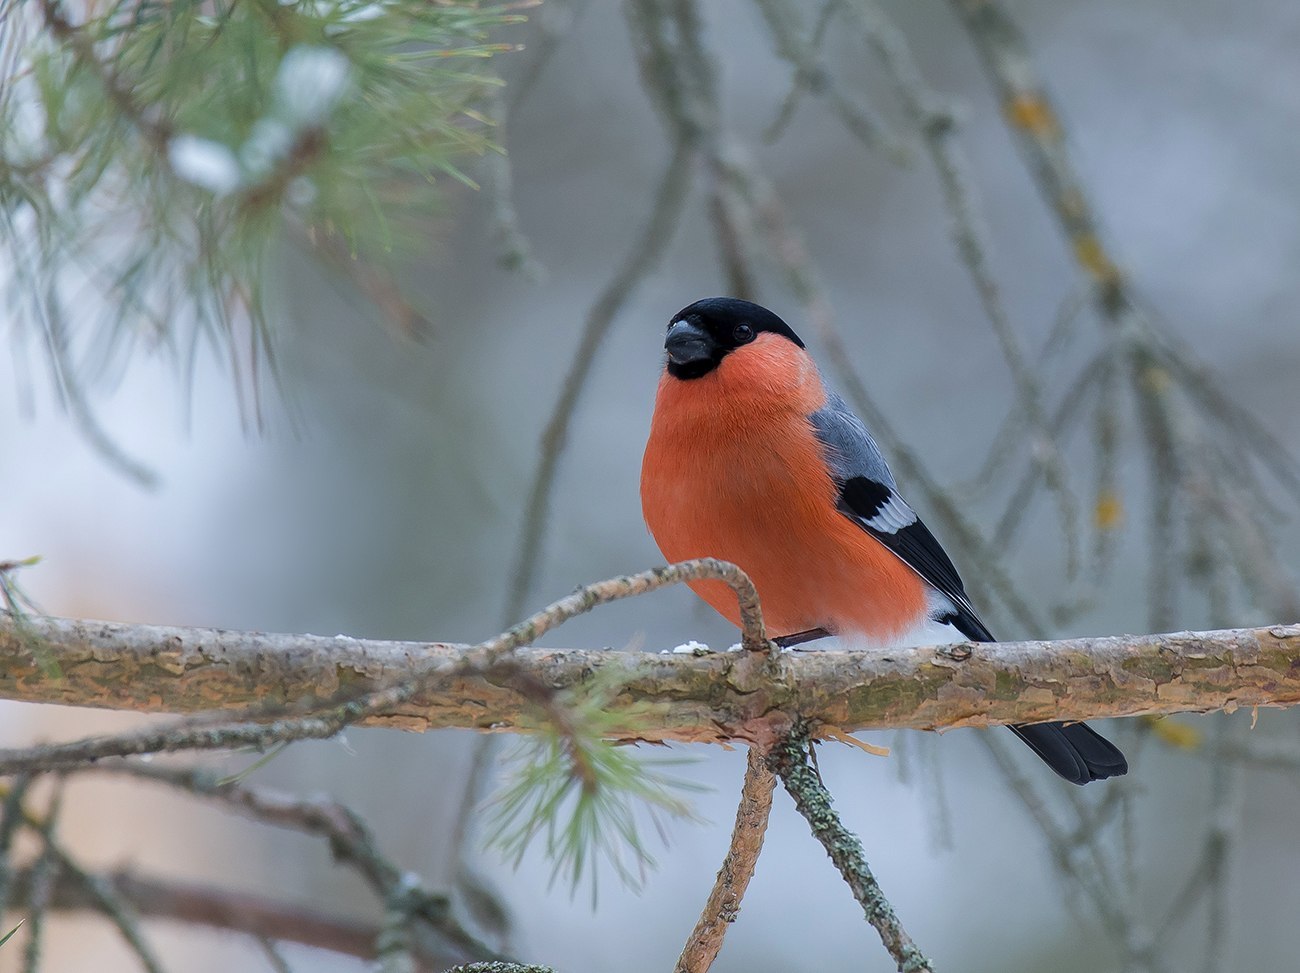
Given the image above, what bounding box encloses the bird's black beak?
[664,319,714,366]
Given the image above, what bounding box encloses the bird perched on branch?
[640,297,1127,784]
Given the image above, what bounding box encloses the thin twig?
[484,85,543,280]
[300,222,433,339]
[675,746,775,973]
[848,0,1081,576]
[10,864,487,971]
[1200,718,1246,973]
[20,786,61,973]
[501,138,693,625]
[91,762,463,924]
[0,773,33,914]
[977,733,1162,971]
[946,0,1125,309]
[258,936,294,973]
[448,734,512,949]
[768,726,934,972]
[23,812,168,973]
[754,0,908,159]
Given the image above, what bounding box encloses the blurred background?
[3,0,1300,970]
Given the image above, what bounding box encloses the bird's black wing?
[810,393,1128,784]
[810,395,993,642]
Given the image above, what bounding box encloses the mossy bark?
[3,616,1299,744]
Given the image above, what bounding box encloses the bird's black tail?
[944,612,1128,785]
[1008,721,1128,784]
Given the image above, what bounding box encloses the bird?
[640,297,1127,785]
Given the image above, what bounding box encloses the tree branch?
[83,761,499,961]
[768,726,934,972]
[9,866,487,972]
[2,612,1298,769]
[675,746,775,973]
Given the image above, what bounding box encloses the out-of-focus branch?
[1,761,507,970]
[91,761,497,961]
[946,0,1125,308]
[844,0,1081,577]
[2,612,1299,771]
[11,866,487,972]
[949,0,1300,631]
[768,726,935,973]
[11,785,168,973]
[675,746,775,973]
[300,223,433,339]
[977,733,1152,962]
[755,0,907,158]
[501,138,694,624]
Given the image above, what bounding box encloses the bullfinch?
[640,297,1127,784]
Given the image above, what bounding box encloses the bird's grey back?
[809,390,897,489]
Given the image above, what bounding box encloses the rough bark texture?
[3,616,1300,743]
[769,728,934,972]
[675,746,775,973]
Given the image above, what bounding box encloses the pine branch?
[1,607,1298,769]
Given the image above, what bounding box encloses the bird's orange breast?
[640,336,927,641]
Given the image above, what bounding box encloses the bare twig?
[977,734,1141,956]
[502,139,693,624]
[484,85,543,281]
[257,936,294,973]
[946,0,1125,308]
[768,726,935,972]
[0,773,33,914]
[19,787,61,973]
[675,746,775,973]
[846,0,1081,575]
[755,0,908,158]
[2,766,504,970]
[22,808,168,973]
[300,223,433,339]
[13,865,488,971]
[508,0,591,114]
[1199,719,1246,973]
[93,763,467,929]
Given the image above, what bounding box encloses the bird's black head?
[663,298,805,379]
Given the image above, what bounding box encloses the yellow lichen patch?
[1094,490,1124,530]
[1004,94,1058,137]
[1142,714,1202,749]
[1072,235,1122,285]
[1141,364,1171,394]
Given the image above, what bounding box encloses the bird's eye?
[733,323,755,344]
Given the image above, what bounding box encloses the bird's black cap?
[664,298,804,379]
